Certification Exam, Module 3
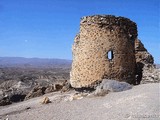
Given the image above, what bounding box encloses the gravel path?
[0,83,159,120]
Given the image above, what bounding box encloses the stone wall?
[70,15,138,88]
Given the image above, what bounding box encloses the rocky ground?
[0,67,70,106]
[0,83,159,120]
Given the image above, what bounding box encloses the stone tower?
[70,15,138,88]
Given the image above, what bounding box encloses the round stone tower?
[70,15,138,88]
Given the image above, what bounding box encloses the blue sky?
[0,0,159,63]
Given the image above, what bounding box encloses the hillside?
[0,57,72,105]
[0,83,159,120]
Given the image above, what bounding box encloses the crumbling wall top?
[81,15,135,25]
[80,15,138,39]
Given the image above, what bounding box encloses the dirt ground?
[0,83,159,120]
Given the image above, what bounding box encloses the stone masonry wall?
[70,15,138,88]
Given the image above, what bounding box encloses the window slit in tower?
[107,50,113,60]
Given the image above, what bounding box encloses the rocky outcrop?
[135,39,154,64]
[24,86,46,100]
[45,80,71,93]
[0,80,34,106]
[0,96,11,106]
[45,84,63,93]
[0,88,26,106]
[134,39,159,84]
[25,80,71,100]
[0,79,71,105]
[0,80,19,90]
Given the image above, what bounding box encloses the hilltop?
[0,83,159,120]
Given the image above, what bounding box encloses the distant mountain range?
[0,57,159,69]
[156,64,160,69]
[0,57,72,68]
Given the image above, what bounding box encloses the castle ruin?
[70,15,153,88]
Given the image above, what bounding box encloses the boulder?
[94,79,132,96]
